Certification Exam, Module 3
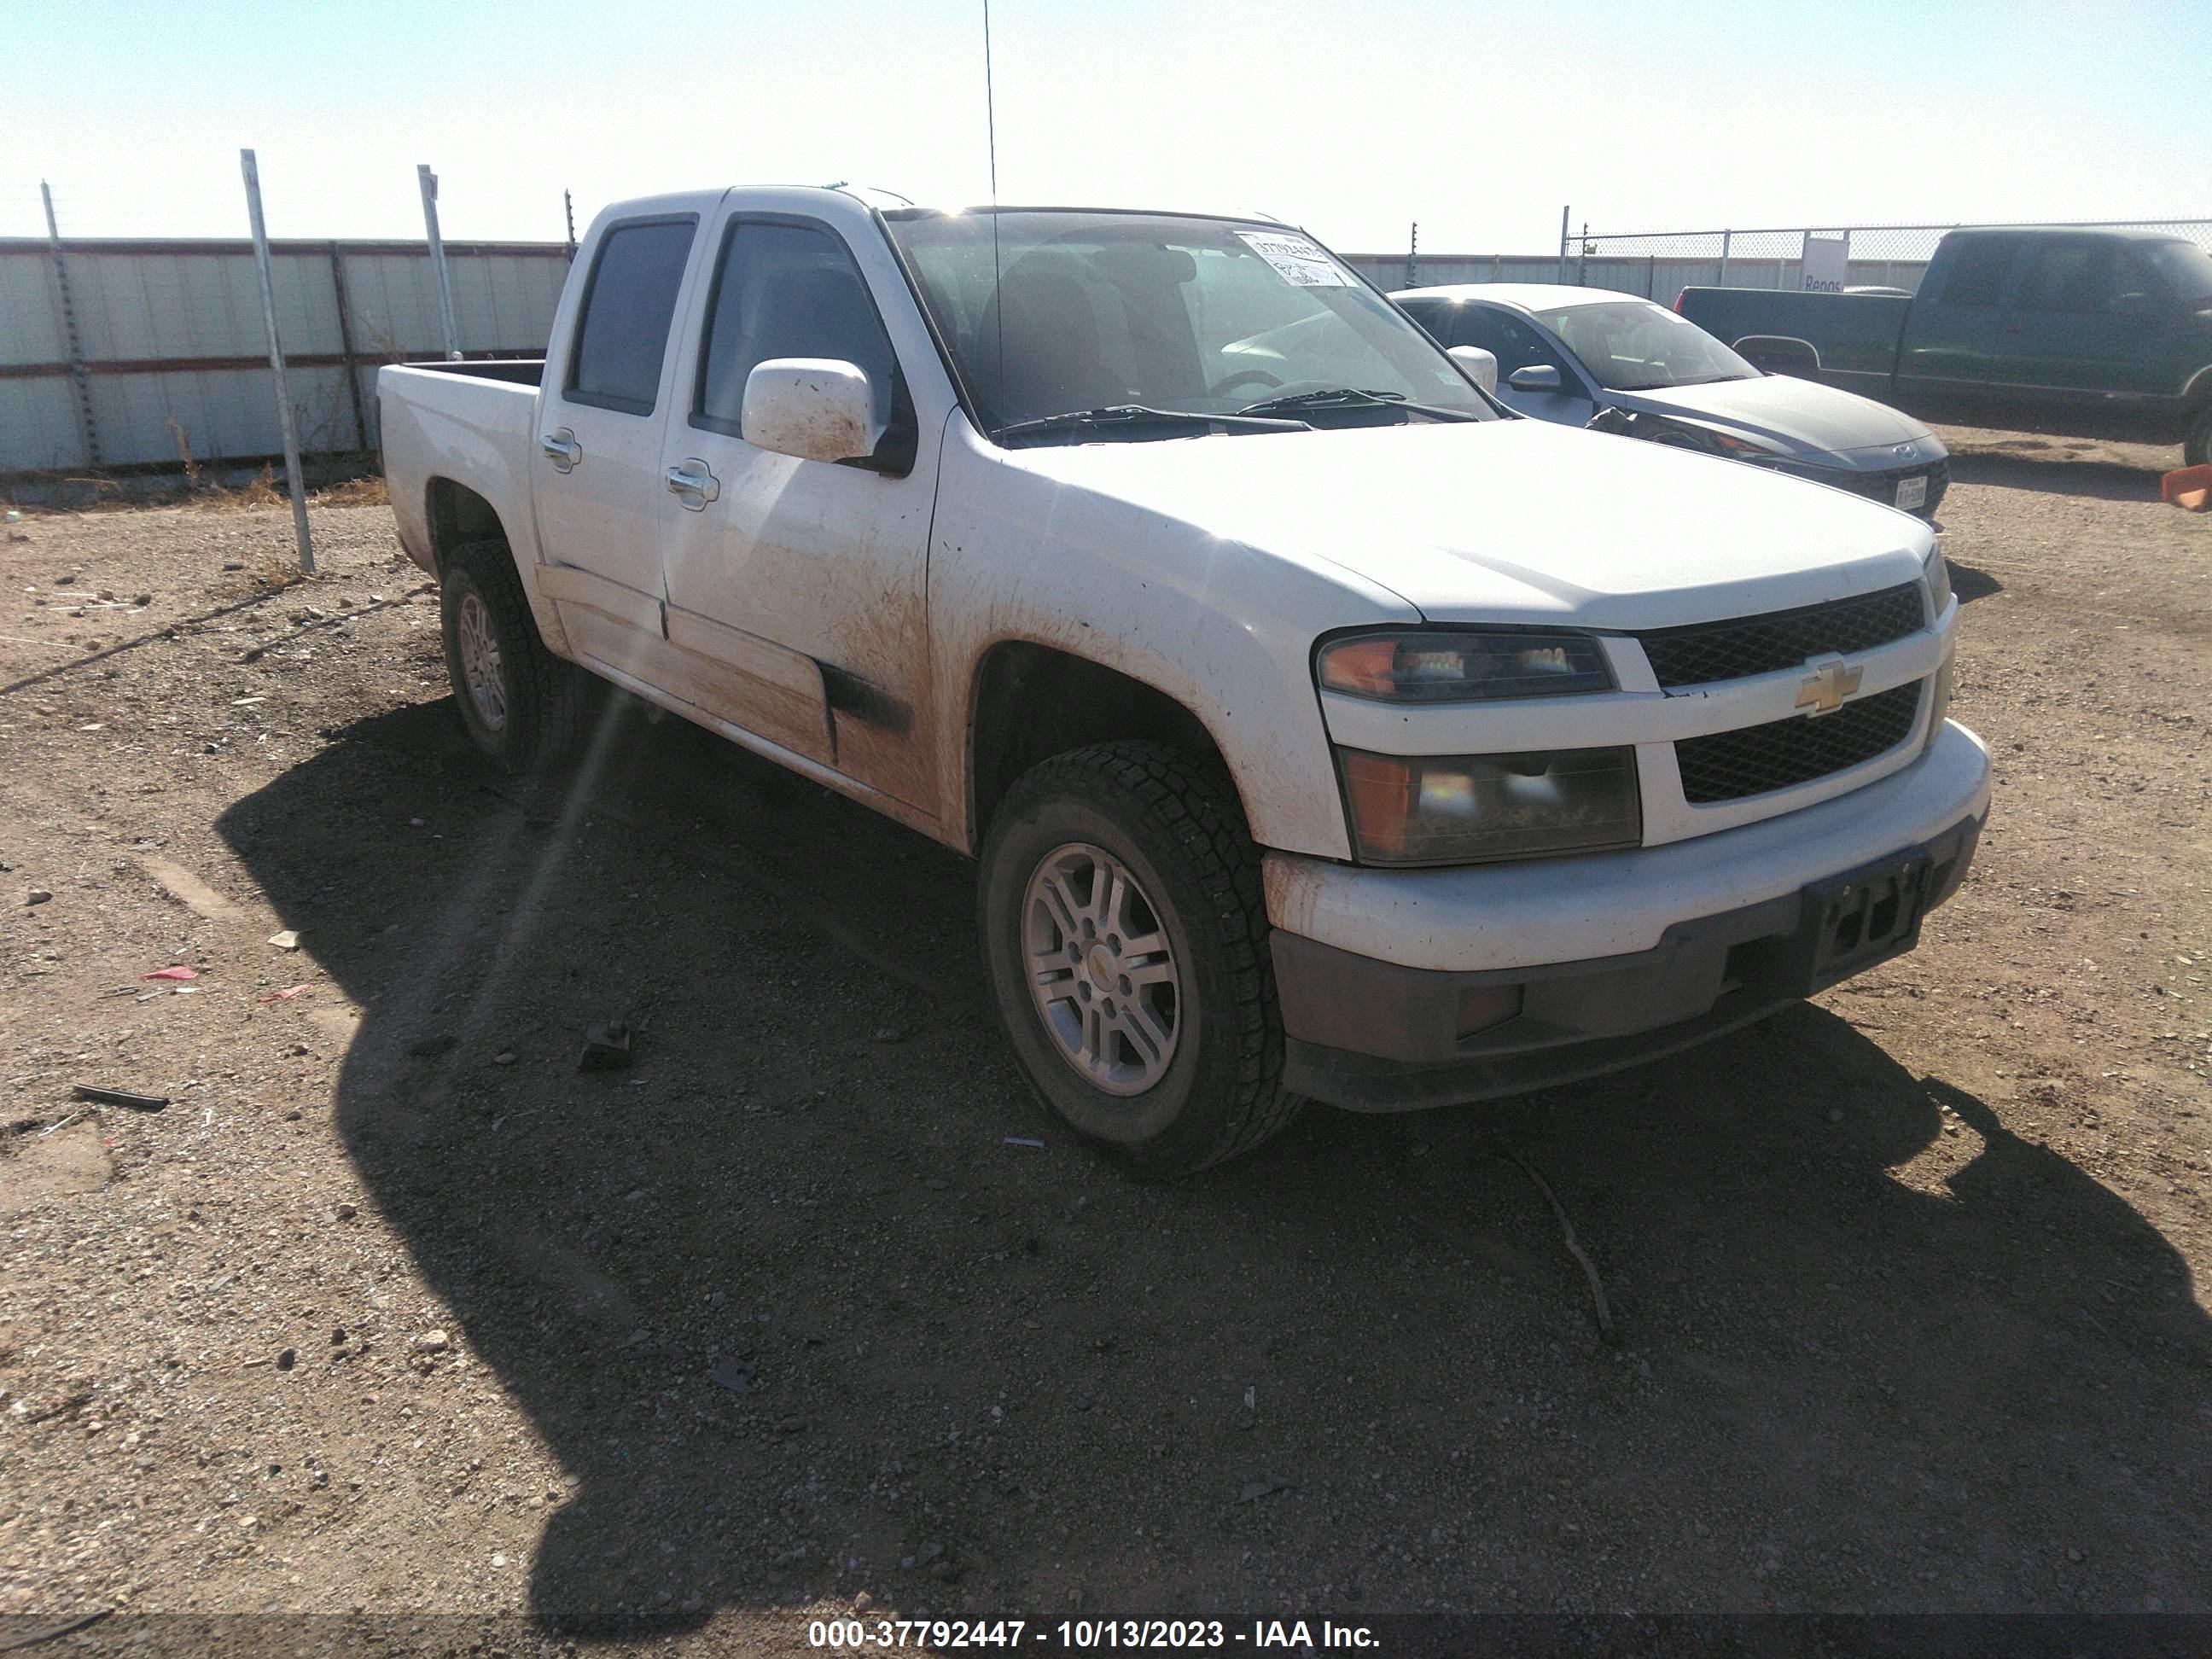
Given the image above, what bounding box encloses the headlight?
[1924,546,1952,616]
[1318,630,1614,702]
[1337,747,1642,865]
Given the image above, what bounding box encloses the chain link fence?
[1557,218,2212,308]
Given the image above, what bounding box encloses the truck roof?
[1941,224,2196,245]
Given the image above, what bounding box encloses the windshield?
[2145,239,2212,305]
[882,209,1494,438]
[1532,298,1758,392]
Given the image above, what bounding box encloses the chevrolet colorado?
[377,186,1990,1175]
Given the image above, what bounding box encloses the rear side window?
[1452,306,1565,377]
[1396,299,1447,341]
[2014,242,2127,313]
[567,218,696,415]
[1934,237,2017,309]
[694,221,901,439]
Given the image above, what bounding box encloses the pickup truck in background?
[1678,227,2212,463]
[377,186,1989,1176]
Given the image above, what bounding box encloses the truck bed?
[1676,288,1910,395]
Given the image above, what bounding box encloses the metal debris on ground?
[578,1021,632,1071]
[72,1085,169,1112]
[1003,1136,1045,1149]
[1496,1145,1618,1346]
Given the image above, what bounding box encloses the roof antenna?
[984,0,1004,417]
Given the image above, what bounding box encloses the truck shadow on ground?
[1945,452,2171,504]
[215,695,2212,1623]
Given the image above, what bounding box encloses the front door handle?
[540,428,581,472]
[665,458,720,510]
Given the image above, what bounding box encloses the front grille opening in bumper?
[1637,583,1926,689]
[1675,680,1924,804]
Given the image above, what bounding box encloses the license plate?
[1804,853,1934,989]
[1895,474,1929,512]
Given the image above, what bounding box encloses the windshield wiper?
[1234,387,1480,422]
[994,404,1308,443]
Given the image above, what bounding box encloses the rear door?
[530,207,707,679]
[655,206,942,814]
[1895,233,2020,418]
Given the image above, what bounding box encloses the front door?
[531,211,702,681]
[655,212,940,813]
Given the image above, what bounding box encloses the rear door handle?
[665,458,720,509]
[540,428,581,471]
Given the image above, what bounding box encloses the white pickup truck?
[377,186,1990,1176]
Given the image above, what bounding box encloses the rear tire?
[2186,406,2212,469]
[438,538,585,773]
[979,741,1300,1178]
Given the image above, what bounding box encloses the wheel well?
[423,477,509,571]
[967,643,1229,852]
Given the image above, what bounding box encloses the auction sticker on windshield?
[1235,230,1353,288]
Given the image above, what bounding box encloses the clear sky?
[4,0,2204,255]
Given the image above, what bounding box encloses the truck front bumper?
[1265,720,1991,1113]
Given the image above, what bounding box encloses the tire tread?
[998,740,1298,1173]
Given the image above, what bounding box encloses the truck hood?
[1605,372,1939,466]
[1004,416,1931,632]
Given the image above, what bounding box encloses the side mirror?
[742,358,881,463]
[1447,345,1499,394]
[1732,335,1820,377]
[1507,364,1564,393]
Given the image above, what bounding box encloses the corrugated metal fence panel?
[0,248,70,365]
[0,237,571,472]
[0,376,85,472]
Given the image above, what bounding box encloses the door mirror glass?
[1507,364,1563,393]
[1447,345,1499,394]
[742,359,881,463]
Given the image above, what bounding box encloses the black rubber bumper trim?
[1277,811,1983,1114]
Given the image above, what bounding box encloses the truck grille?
[1637,582,1926,689]
[1675,681,1924,804]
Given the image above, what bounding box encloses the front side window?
[568,218,696,415]
[2144,239,2212,305]
[695,221,903,439]
[1530,299,1755,392]
[883,210,1493,438]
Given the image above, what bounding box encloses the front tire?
[979,742,1300,1177]
[2186,405,2212,469]
[438,538,585,773]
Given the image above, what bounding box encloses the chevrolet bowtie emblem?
[1796,655,1864,716]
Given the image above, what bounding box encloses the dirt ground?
[1,428,2209,1650]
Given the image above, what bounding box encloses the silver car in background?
[1394,282,1950,518]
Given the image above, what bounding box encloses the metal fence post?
[326,242,369,451]
[239,149,315,575]
[1556,204,1569,282]
[39,182,100,469]
[563,189,578,263]
[1717,229,1732,288]
[1405,221,1418,290]
[418,164,461,361]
